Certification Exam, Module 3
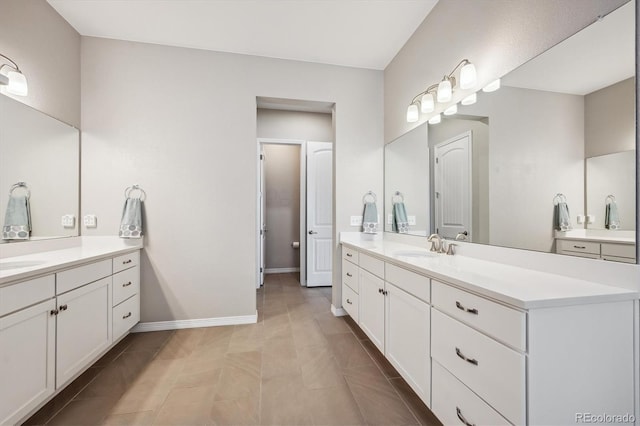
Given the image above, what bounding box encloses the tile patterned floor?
[25,273,442,426]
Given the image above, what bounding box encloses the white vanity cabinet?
[0,248,141,426]
[556,238,636,263]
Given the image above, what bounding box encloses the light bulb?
[428,114,441,125]
[482,78,501,93]
[461,93,477,105]
[406,104,419,123]
[7,70,28,96]
[437,79,452,103]
[444,104,458,116]
[459,63,477,89]
[420,93,434,113]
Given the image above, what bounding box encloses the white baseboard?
[331,304,347,317]
[265,267,300,274]
[131,311,258,332]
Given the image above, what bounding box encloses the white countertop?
[0,237,143,286]
[340,233,639,309]
[555,229,636,244]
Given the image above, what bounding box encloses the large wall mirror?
[384,0,636,261]
[0,94,80,243]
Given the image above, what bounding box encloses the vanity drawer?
[57,259,112,295]
[431,309,525,425]
[342,246,359,264]
[557,239,600,255]
[601,243,635,259]
[432,280,525,351]
[359,253,384,278]
[342,283,358,322]
[113,294,140,341]
[432,361,510,426]
[112,266,140,307]
[0,275,55,317]
[385,263,430,303]
[342,259,359,293]
[113,251,140,274]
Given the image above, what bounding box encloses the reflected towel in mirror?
[392,202,409,234]
[362,202,378,234]
[119,198,143,238]
[605,201,620,230]
[2,195,31,240]
[553,202,572,231]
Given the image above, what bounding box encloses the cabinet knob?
[123,259,133,265]
[122,281,132,287]
[455,301,478,315]
[455,347,478,366]
[456,407,475,426]
[123,312,132,319]
[59,304,68,311]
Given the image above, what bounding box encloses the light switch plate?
[577,215,585,224]
[387,214,393,224]
[408,216,416,225]
[83,215,97,228]
[350,216,363,226]
[61,214,75,228]
[587,215,595,224]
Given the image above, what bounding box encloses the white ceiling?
[503,1,635,96]
[47,0,439,70]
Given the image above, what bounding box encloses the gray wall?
[384,0,627,143]
[0,0,80,127]
[257,109,333,142]
[81,37,383,322]
[262,144,300,270]
[585,77,636,157]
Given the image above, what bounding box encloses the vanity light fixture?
[0,53,28,96]
[461,93,477,106]
[482,78,501,93]
[406,103,419,122]
[428,113,441,125]
[405,59,477,123]
[443,104,458,116]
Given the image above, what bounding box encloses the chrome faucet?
[427,234,443,252]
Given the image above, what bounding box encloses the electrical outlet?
[350,216,363,226]
[83,215,97,228]
[408,216,416,225]
[61,214,75,228]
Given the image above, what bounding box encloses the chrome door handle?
[455,347,478,366]
[456,301,478,315]
[456,407,475,426]
[308,230,318,234]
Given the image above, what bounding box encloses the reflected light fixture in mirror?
[461,93,477,105]
[406,59,477,123]
[0,53,28,96]
[482,78,501,93]
[444,104,458,116]
[428,113,441,124]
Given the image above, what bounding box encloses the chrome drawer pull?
[455,301,478,315]
[455,347,478,366]
[346,272,353,277]
[346,253,353,257]
[346,298,352,304]
[59,304,68,311]
[573,245,586,249]
[50,309,59,316]
[456,407,475,426]
[122,259,133,265]
[122,281,132,287]
[123,312,132,319]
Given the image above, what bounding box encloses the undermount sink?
[0,260,46,271]
[392,250,438,259]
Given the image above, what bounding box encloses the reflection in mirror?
[390,0,635,260]
[586,151,636,230]
[384,123,429,236]
[0,94,80,243]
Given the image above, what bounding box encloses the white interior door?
[434,131,472,240]
[259,148,266,287]
[306,141,333,287]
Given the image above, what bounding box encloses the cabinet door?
[56,277,112,388]
[385,282,431,406]
[0,299,56,425]
[358,269,385,352]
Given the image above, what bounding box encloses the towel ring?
[553,193,566,205]
[392,191,404,203]
[362,190,377,204]
[605,194,616,204]
[9,182,30,199]
[125,184,147,201]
